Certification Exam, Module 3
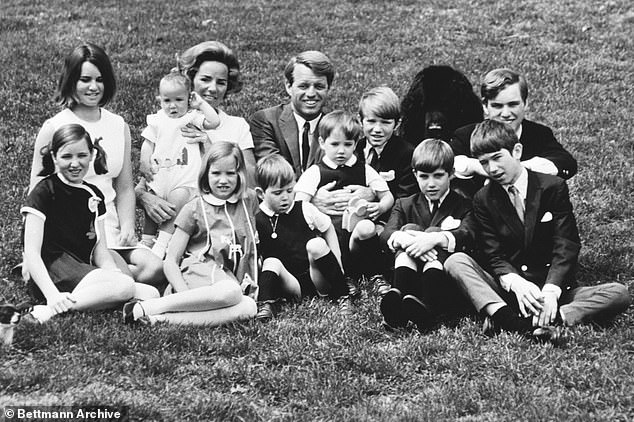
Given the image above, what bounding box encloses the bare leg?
[70,269,136,311]
[141,278,243,315]
[119,248,166,288]
[349,219,376,253]
[151,295,256,326]
[261,258,301,301]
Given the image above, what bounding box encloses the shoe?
[256,302,276,321]
[137,315,154,326]
[532,325,567,347]
[402,295,431,329]
[337,295,353,316]
[345,277,361,299]
[369,274,391,296]
[122,300,143,324]
[482,315,500,337]
[380,288,406,328]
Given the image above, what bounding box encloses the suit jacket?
[357,135,418,200]
[380,190,475,258]
[474,170,581,289]
[450,119,578,198]
[250,103,323,177]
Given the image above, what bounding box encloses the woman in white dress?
[29,43,165,287]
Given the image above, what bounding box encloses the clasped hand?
[47,292,77,315]
[510,277,543,317]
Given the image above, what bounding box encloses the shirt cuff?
[541,283,562,300]
[442,232,456,253]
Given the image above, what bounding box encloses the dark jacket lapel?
[523,171,543,249]
[491,183,524,240]
[279,104,300,168]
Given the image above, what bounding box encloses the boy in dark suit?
[446,120,630,343]
[450,68,577,198]
[357,86,418,294]
[379,139,475,330]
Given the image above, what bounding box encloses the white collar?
[515,123,523,140]
[424,189,450,210]
[322,154,357,169]
[259,201,296,217]
[506,167,529,200]
[202,193,240,206]
[56,172,84,187]
[364,141,386,158]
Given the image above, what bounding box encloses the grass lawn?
[1,0,633,420]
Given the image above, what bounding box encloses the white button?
[521,265,528,271]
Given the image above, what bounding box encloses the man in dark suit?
[450,68,577,198]
[445,120,630,343]
[251,50,333,177]
[251,50,373,215]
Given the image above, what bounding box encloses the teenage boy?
[379,139,475,330]
[445,120,630,343]
[254,155,350,319]
[357,86,418,294]
[295,110,394,295]
[450,68,577,198]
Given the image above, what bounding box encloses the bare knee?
[262,257,285,274]
[353,219,376,241]
[395,251,417,269]
[112,273,137,300]
[306,237,329,259]
[214,279,243,305]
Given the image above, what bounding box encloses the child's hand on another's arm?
[139,160,154,182]
[366,202,381,220]
[189,92,204,110]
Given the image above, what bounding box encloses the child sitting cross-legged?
[255,154,350,319]
[379,139,475,331]
[294,110,395,296]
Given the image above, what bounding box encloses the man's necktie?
[301,121,310,170]
[508,185,525,223]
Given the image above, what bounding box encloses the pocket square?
[540,212,553,222]
[440,216,461,230]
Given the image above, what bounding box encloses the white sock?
[151,231,172,258]
[30,305,55,323]
[133,303,145,320]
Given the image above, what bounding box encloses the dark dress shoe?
[380,288,406,329]
[402,295,431,329]
[256,302,276,321]
[532,326,567,347]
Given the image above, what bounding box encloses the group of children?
[22,68,630,340]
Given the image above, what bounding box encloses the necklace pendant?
[271,232,278,239]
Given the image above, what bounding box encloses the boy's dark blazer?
[380,190,475,255]
[250,103,324,177]
[450,119,578,197]
[357,135,418,199]
[474,170,581,290]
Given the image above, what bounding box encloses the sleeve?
[174,198,200,236]
[302,201,332,232]
[448,204,476,254]
[532,125,577,180]
[21,180,52,221]
[379,197,407,250]
[394,147,418,198]
[190,112,206,130]
[294,165,321,197]
[365,165,389,192]
[449,126,473,157]
[235,117,255,150]
[250,109,281,161]
[140,113,159,143]
[543,180,581,287]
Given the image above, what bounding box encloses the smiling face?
[74,62,104,109]
[52,139,93,184]
[207,155,238,200]
[320,129,357,166]
[192,61,229,109]
[361,111,397,149]
[286,64,330,121]
[414,168,451,201]
[159,81,189,118]
[477,144,523,185]
[261,181,296,214]
[484,83,527,132]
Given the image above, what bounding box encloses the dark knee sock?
[491,306,533,334]
[257,270,283,302]
[393,266,419,297]
[352,235,383,276]
[314,252,347,297]
[420,268,446,308]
